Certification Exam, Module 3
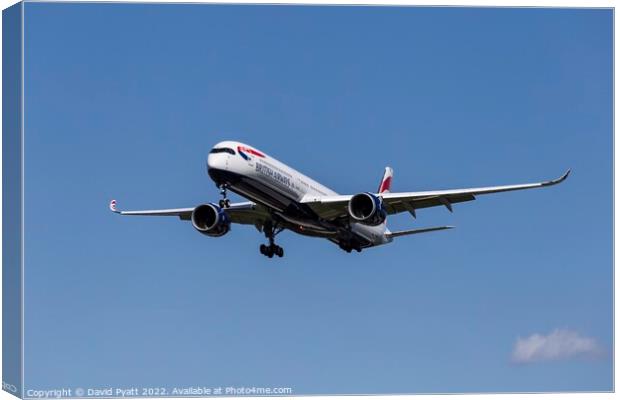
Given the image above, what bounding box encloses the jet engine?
[191,203,231,237]
[347,192,387,226]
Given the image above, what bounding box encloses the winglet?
[109,199,120,213]
[542,169,571,187]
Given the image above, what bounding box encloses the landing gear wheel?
[339,241,359,254]
[259,223,285,258]
[274,246,284,258]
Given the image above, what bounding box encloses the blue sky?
[23,3,612,394]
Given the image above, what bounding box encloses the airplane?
[110,140,570,258]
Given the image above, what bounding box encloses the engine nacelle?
[347,192,387,226]
[191,203,231,237]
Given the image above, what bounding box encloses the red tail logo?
[378,167,394,193]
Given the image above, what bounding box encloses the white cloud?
[511,329,603,364]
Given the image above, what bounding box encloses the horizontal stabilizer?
[386,225,454,238]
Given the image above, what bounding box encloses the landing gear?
[218,184,230,208]
[339,241,362,253]
[260,243,284,258]
[260,222,284,258]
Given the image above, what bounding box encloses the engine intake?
[191,203,231,237]
[348,192,387,226]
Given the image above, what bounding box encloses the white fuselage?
[207,141,391,248]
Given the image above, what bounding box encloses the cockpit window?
[209,147,236,155]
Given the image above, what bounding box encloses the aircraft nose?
[207,153,227,171]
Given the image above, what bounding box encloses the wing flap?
[301,170,569,221]
[384,194,476,214]
[109,200,271,225]
[382,169,570,202]
[110,200,194,219]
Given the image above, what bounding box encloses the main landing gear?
[260,243,283,258]
[339,241,362,253]
[218,184,231,208]
[260,223,284,258]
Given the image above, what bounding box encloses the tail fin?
[378,167,393,193]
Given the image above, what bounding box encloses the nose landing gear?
[218,184,230,208]
[260,222,284,258]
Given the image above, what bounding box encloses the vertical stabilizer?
[378,167,393,193]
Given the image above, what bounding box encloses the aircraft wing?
[302,170,570,220]
[109,199,271,225]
